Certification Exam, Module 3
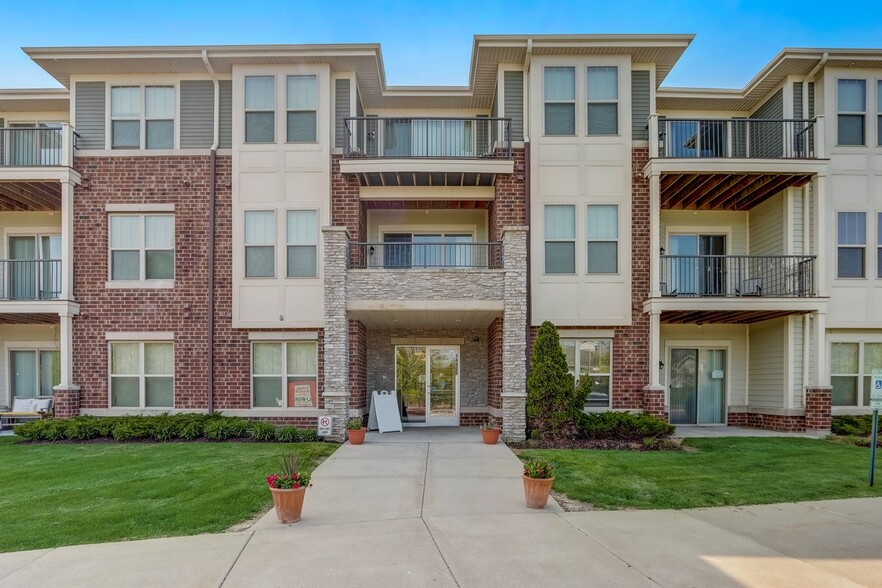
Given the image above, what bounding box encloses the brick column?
[804,386,832,432]
[52,386,81,419]
[643,386,666,420]
[322,227,350,441]
[502,226,528,441]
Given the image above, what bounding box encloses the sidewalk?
[1,429,880,587]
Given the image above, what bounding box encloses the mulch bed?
[509,438,686,451]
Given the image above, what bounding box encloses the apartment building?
[1,35,880,439]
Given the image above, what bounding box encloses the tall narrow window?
[111,86,141,149]
[245,76,275,143]
[587,205,618,273]
[110,341,173,408]
[837,212,866,278]
[286,75,317,142]
[544,67,575,136]
[109,214,174,281]
[838,79,866,145]
[145,86,174,149]
[544,205,575,274]
[831,342,859,406]
[286,210,317,277]
[245,211,275,277]
[587,67,618,135]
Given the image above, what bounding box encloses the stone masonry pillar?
[322,227,350,441]
[502,226,529,441]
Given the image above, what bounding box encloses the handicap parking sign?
[872,370,882,409]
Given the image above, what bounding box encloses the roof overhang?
[0,88,69,112]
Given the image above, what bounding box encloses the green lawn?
[0,438,337,553]
[520,437,882,510]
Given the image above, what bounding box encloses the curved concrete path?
[2,428,881,587]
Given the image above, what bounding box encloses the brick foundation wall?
[53,388,81,419]
[459,412,491,426]
[643,387,666,419]
[349,320,367,409]
[726,411,749,427]
[805,387,832,431]
[744,413,806,432]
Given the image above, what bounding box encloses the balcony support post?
[60,180,75,301]
[814,174,828,297]
[649,173,661,298]
[648,115,659,158]
[648,310,661,388]
[813,310,828,387]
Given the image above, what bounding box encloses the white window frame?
[286,209,318,278]
[244,210,276,278]
[586,204,619,274]
[837,211,866,279]
[586,66,619,136]
[561,338,613,409]
[543,204,576,274]
[6,346,60,399]
[108,341,174,409]
[110,85,177,150]
[830,337,882,409]
[286,75,318,143]
[543,66,576,136]
[837,78,866,146]
[244,75,276,144]
[250,341,319,409]
[107,214,175,284]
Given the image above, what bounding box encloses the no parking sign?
[317,416,333,437]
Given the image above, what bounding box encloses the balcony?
[656,118,819,160]
[0,125,80,211]
[0,260,62,301]
[348,241,503,270]
[340,117,515,187]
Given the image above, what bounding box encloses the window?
[287,210,317,277]
[245,211,275,277]
[544,205,575,274]
[251,341,318,408]
[145,86,174,149]
[110,342,173,408]
[286,75,317,142]
[111,86,141,149]
[562,338,612,408]
[109,214,174,281]
[9,349,60,398]
[111,86,175,149]
[544,67,575,136]
[587,205,618,273]
[837,212,866,278]
[831,341,882,407]
[838,79,866,145]
[245,76,275,143]
[587,67,618,135]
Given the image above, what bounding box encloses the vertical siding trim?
[631,70,651,140]
[219,80,232,149]
[74,81,106,150]
[335,79,351,149]
[503,71,524,141]
[793,82,803,119]
[180,80,215,149]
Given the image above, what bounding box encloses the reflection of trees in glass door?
[395,345,459,426]
[668,234,726,296]
[669,348,726,425]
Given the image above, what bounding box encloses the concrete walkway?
[2,428,881,587]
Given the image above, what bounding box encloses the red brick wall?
[804,387,832,430]
[744,413,806,432]
[330,154,365,241]
[349,319,367,409]
[459,412,491,426]
[489,148,527,242]
[643,387,666,419]
[487,317,503,409]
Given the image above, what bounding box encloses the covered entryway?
[395,345,460,426]
[669,347,727,424]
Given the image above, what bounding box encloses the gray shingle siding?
[219,80,232,149]
[793,82,804,118]
[75,81,106,150]
[335,79,351,149]
[808,82,815,118]
[631,70,651,140]
[750,88,784,157]
[503,71,524,141]
[751,88,783,120]
[180,80,214,149]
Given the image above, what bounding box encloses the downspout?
[524,39,533,370]
[203,49,219,414]
[805,52,828,82]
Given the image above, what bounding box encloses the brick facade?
[349,320,367,410]
[805,387,833,431]
[489,149,528,242]
[330,155,366,242]
[487,317,502,410]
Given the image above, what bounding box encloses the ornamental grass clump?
[522,457,555,479]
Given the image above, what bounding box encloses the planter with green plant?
[480,419,500,444]
[522,457,555,509]
[266,452,313,523]
[346,417,366,445]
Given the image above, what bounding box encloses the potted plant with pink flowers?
[266,452,313,523]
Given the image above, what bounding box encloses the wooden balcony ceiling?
[350,171,497,188]
[661,172,812,211]
[363,200,491,210]
[0,313,59,325]
[0,181,61,211]
[662,309,808,325]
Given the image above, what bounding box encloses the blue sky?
[2,0,881,90]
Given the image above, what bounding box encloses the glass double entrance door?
[395,346,459,426]
[669,348,727,425]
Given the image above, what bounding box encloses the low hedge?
[577,411,675,441]
[15,413,324,444]
[832,414,877,437]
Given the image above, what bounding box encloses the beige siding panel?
[748,318,787,408]
[792,189,804,255]
[791,317,804,408]
[661,210,749,254]
[748,193,785,255]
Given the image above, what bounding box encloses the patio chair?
[735,278,763,297]
[0,396,52,431]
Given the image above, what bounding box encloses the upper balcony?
[340,117,515,187]
[0,125,80,208]
[644,116,827,212]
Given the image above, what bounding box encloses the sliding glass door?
[669,348,727,425]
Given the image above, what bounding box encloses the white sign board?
[368,390,403,433]
[317,415,333,437]
[871,369,882,410]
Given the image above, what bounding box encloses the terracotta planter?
[522,475,555,509]
[269,486,307,523]
[347,428,366,445]
[481,428,500,445]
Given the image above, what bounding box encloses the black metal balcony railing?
[660,255,815,298]
[343,117,512,160]
[348,242,503,270]
[658,118,817,159]
[0,127,69,167]
[0,260,62,300]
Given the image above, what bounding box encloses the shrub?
[831,414,874,437]
[151,415,177,442]
[111,424,138,441]
[298,429,319,443]
[577,411,675,441]
[276,426,301,443]
[15,420,48,441]
[522,457,555,479]
[527,321,583,440]
[204,419,235,441]
[66,416,102,440]
[346,417,363,430]
[226,417,252,438]
[250,421,278,442]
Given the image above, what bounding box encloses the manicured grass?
[520,437,882,510]
[0,438,337,553]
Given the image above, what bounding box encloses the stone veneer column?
[502,226,529,441]
[322,227,350,441]
[804,386,832,432]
